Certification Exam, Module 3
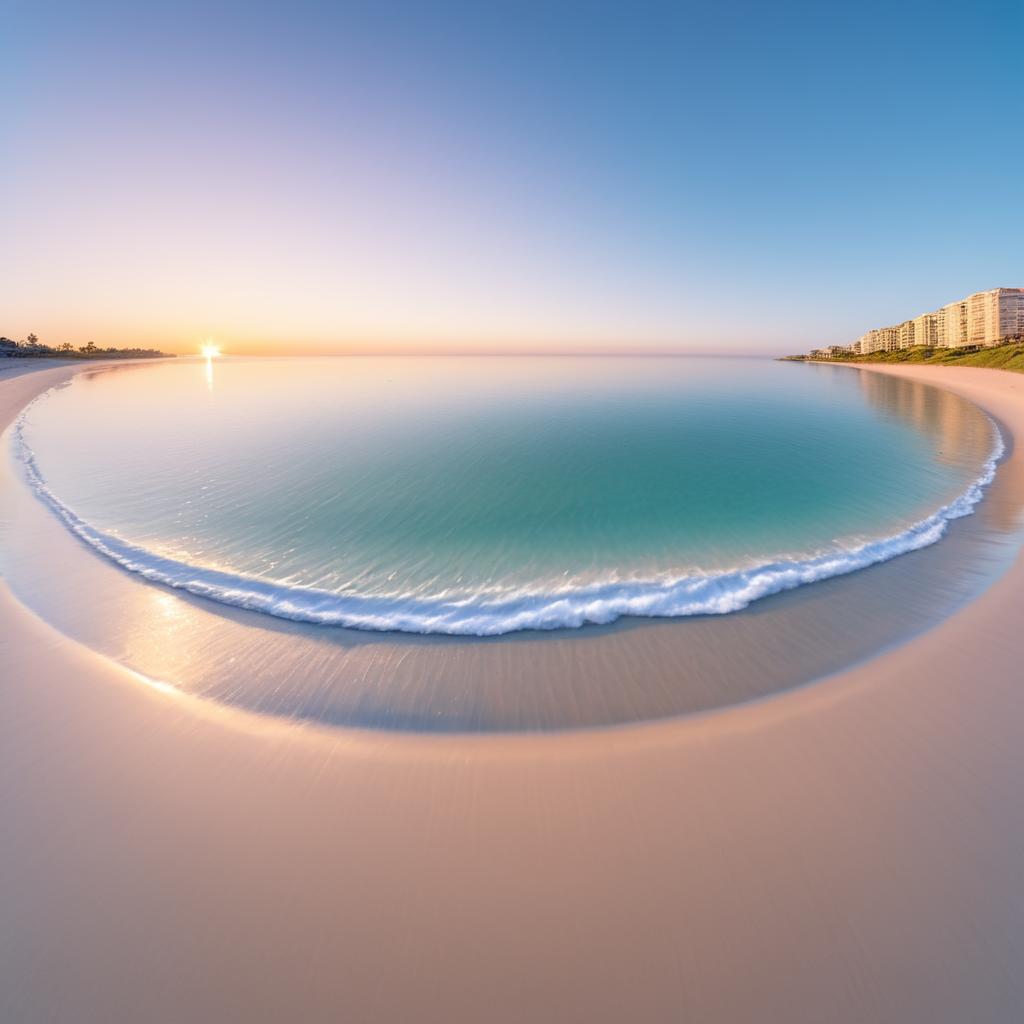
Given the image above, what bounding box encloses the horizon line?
[189,349,782,359]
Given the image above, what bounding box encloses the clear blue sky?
[3,0,1021,353]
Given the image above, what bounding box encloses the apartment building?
[913,311,941,347]
[940,300,968,347]
[840,288,1024,355]
[967,288,1024,346]
[856,329,881,354]
[878,326,900,352]
[967,291,993,346]
[897,320,915,349]
[999,288,1024,337]
[808,345,851,360]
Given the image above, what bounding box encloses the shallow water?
[15,356,998,634]
[3,358,1023,732]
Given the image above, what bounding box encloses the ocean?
[16,355,999,636]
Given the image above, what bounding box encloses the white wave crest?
[14,391,1005,636]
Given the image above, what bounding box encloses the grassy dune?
[794,340,1024,373]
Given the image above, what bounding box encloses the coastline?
[3,360,1024,1019]
[11,378,1004,635]
[5,359,1020,730]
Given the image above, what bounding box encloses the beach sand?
[2,360,1024,1021]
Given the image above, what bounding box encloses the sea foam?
[14,388,1005,636]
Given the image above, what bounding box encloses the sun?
[200,342,221,359]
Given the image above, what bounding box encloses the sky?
[2,0,1021,355]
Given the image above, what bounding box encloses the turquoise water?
[16,356,998,635]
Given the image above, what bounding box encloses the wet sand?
[3,361,1018,731]
[2,360,1024,1021]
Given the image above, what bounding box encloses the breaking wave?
[14,390,1005,637]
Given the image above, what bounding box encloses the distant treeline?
[783,338,1024,373]
[1,334,173,360]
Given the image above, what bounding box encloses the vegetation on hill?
[784,339,1024,373]
[0,334,172,360]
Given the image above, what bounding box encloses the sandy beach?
[3,360,1024,1021]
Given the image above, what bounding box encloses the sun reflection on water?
[200,342,220,390]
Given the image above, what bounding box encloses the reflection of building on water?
[852,369,1024,535]
[856,371,985,468]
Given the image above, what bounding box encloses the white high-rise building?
[878,326,900,352]
[998,288,1024,338]
[967,288,1024,346]
[940,300,968,347]
[913,311,941,347]
[834,289,1023,358]
[968,291,992,346]
[898,320,915,349]
[855,329,882,354]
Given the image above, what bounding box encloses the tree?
[80,341,98,354]
[26,333,39,346]
[59,342,74,352]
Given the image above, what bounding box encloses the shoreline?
[3,359,1024,1019]
[4,358,1024,737]
[11,381,1005,637]
[3,358,1021,731]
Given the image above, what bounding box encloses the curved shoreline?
[2,360,1024,729]
[10,361,1006,637]
[4,360,1024,738]
[4,360,1024,1020]
[4,359,1020,733]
